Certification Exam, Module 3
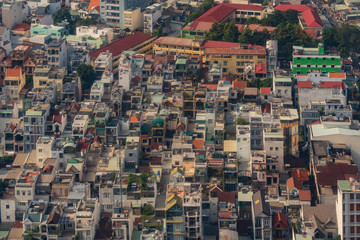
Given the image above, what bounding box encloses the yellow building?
[124,7,143,31]
[4,66,25,100]
[33,66,66,92]
[203,46,266,75]
[279,108,299,157]
[153,37,267,76]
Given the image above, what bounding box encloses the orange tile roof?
[87,0,100,10]
[130,115,140,122]
[329,72,346,78]
[13,23,31,31]
[232,79,247,91]
[5,66,22,79]
[290,169,309,183]
[193,139,204,150]
[273,212,289,230]
[298,189,311,201]
[202,84,218,90]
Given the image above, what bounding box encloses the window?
[356,215,360,222]
[357,226,360,233]
[129,153,133,157]
[275,147,279,151]
[357,204,360,211]
[328,233,333,239]
[351,226,355,233]
[351,194,354,199]
[224,61,227,66]
[350,204,354,210]
[22,191,25,196]
[351,215,354,222]
[16,191,20,195]
[28,191,31,195]
[103,193,110,198]
[270,147,273,150]
[6,204,9,209]
[264,219,270,227]
[38,149,42,152]
[175,224,181,230]
[6,216,10,220]
[307,57,311,60]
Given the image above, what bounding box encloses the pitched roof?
[255,62,267,74]
[233,79,247,91]
[275,4,323,28]
[252,190,271,217]
[299,189,311,201]
[5,66,22,79]
[329,72,346,78]
[130,115,140,122]
[273,212,289,230]
[202,84,218,90]
[260,87,271,95]
[316,163,358,187]
[298,81,312,88]
[218,192,236,204]
[291,169,309,183]
[287,177,303,190]
[13,23,31,31]
[87,0,100,10]
[320,81,344,89]
[90,32,153,59]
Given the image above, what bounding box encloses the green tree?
[271,22,312,60]
[77,64,96,92]
[205,22,225,41]
[222,22,239,42]
[54,9,72,23]
[0,179,8,197]
[318,107,325,117]
[336,24,360,57]
[75,17,97,27]
[142,204,154,216]
[153,25,163,37]
[245,17,261,25]
[238,27,253,43]
[322,27,339,50]
[235,117,247,125]
[252,29,271,46]
[185,0,214,24]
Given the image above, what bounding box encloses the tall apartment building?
[143,3,162,34]
[336,179,360,240]
[123,7,143,31]
[292,43,341,75]
[100,0,149,29]
[2,1,23,30]
[23,104,51,151]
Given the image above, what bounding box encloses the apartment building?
[4,66,25,100]
[292,43,341,75]
[33,66,66,92]
[99,0,149,28]
[252,190,272,240]
[143,3,162,34]
[47,39,68,69]
[336,179,360,239]
[124,7,143,31]
[2,1,23,30]
[23,104,51,152]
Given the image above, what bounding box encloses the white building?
[23,104,51,152]
[76,25,114,42]
[95,51,112,79]
[72,115,89,138]
[75,199,101,240]
[337,179,359,240]
[36,136,54,168]
[0,26,12,55]
[90,82,105,102]
[2,1,23,30]
[236,125,251,177]
[0,188,16,223]
[15,171,38,219]
[143,3,162,33]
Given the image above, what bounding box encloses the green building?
[30,24,67,39]
[180,28,206,39]
[292,43,341,75]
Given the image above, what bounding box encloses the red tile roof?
[316,163,358,187]
[299,189,311,201]
[233,79,247,91]
[53,115,62,124]
[90,32,152,59]
[287,177,303,190]
[291,169,309,183]
[320,81,343,89]
[8,123,16,131]
[218,192,236,204]
[273,212,289,230]
[297,81,312,88]
[13,23,31,31]
[256,62,267,74]
[275,4,323,28]
[260,87,271,95]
